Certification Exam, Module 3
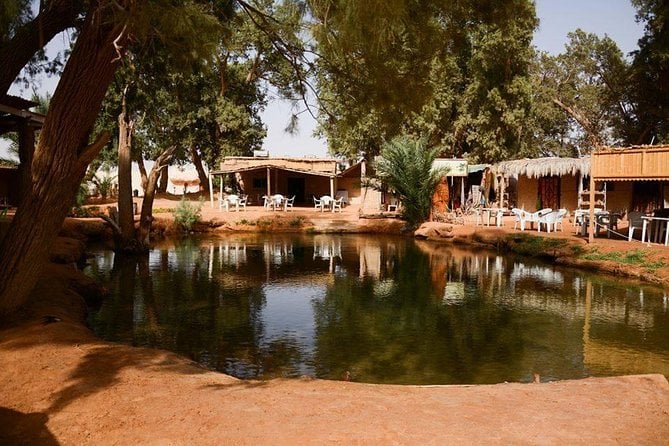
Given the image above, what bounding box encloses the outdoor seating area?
[314,195,344,213]
[219,193,248,212]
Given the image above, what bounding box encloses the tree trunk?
[135,154,149,192]
[137,148,176,245]
[190,143,209,195]
[158,168,169,193]
[0,3,127,316]
[552,98,603,149]
[16,118,35,204]
[117,86,136,250]
[0,0,80,96]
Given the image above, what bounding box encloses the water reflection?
[87,235,669,384]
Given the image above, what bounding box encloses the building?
[209,156,366,207]
[490,157,590,211]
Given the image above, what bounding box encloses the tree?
[0,0,223,316]
[530,30,630,156]
[374,136,445,229]
[309,0,538,162]
[0,0,82,96]
[628,0,669,144]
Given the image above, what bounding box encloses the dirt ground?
[2,196,669,445]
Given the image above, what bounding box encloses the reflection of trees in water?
[312,245,528,384]
[87,235,669,383]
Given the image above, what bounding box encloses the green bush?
[374,136,446,229]
[173,198,202,231]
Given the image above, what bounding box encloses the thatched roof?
[491,157,590,179]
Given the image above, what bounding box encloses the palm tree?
[374,136,446,228]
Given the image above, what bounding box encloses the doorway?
[287,177,306,203]
[538,176,560,209]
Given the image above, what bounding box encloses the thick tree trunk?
[190,143,209,195]
[0,0,80,96]
[137,148,176,245]
[0,3,127,316]
[117,88,136,249]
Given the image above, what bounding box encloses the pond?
[86,234,669,385]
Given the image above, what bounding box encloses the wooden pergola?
[588,145,669,242]
[208,156,349,207]
[0,95,45,204]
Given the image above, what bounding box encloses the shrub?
[288,216,305,227]
[173,198,202,232]
[374,136,446,229]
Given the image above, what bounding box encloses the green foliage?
[505,234,565,257]
[581,248,667,272]
[92,169,116,198]
[529,31,629,156]
[172,198,203,232]
[311,0,538,161]
[628,0,669,145]
[374,136,445,228]
[288,216,305,228]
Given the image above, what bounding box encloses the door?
[538,176,560,210]
[287,177,306,203]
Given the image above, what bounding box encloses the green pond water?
[86,234,669,385]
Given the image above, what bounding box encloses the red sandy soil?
[2,196,669,444]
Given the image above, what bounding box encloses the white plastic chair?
[332,197,343,213]
[511,208,524,230]
[222,194,239,211]
[387,196,399,212]
[313,196,323,211]
[284,196,295,211]
[238,194,248,211]
[320,195,333,212]
[627,211,645,241]
[270,194,284,211]
[524,208,552,231]
[539,208,567,232]
[554,208,567,231]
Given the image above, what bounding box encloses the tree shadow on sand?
[0,407,59,446]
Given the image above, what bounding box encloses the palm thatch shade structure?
[487,157,591,212]
[491,157,590,178]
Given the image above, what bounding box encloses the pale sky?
[3,1,645,159]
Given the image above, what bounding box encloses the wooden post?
[208,170,214,208]
[266,167,271,197]
[499,175,506,208]
[330,176,335,198]
[588,174,595,243]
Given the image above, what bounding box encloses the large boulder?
[414,222,454,239]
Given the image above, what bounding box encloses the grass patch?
[581,248,667,272]
[288,216,305,228]
[506,234,565,257]
[153,207,173,214]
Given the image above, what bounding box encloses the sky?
[3,0,646,160]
